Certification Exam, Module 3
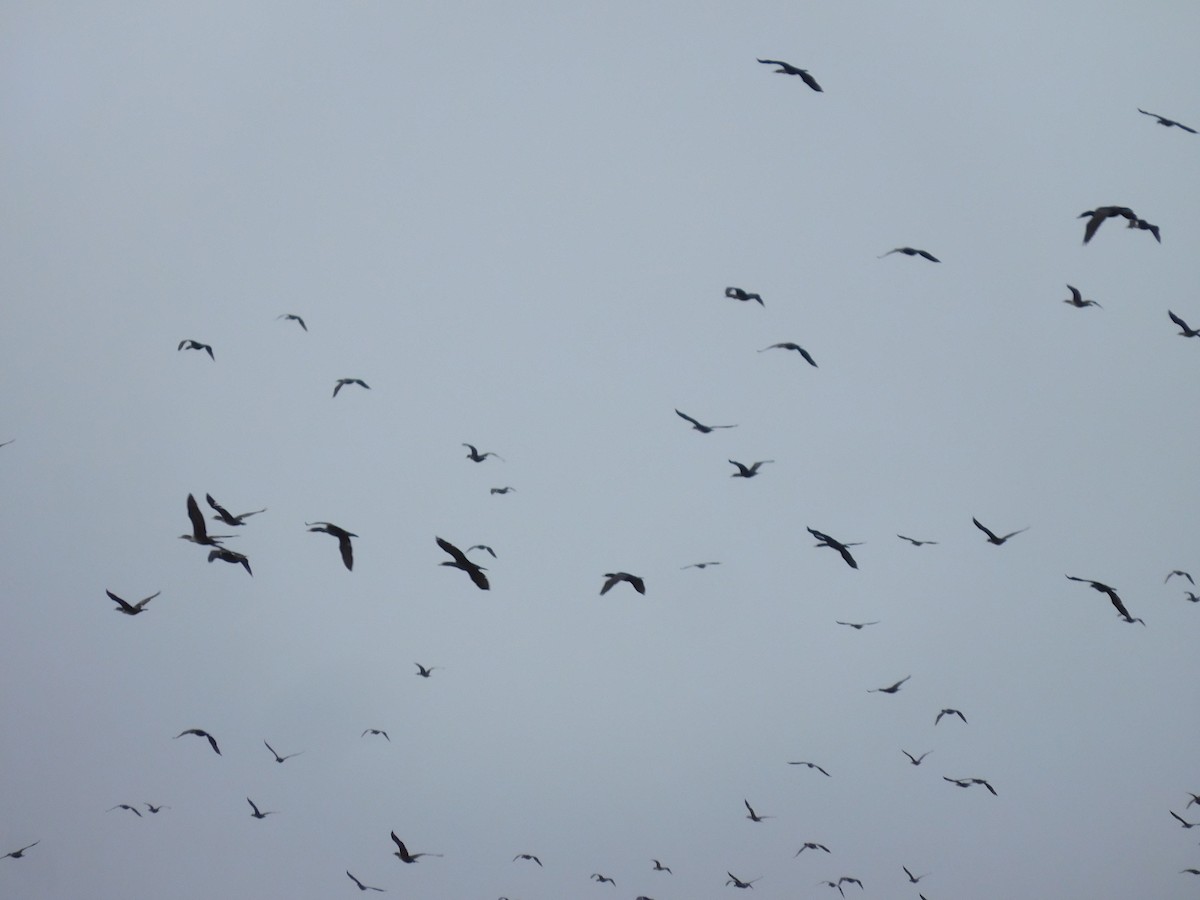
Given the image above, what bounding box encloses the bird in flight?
[935,708,967,725]
[415,663,440,678]
[675,409,737,433]
[729,459,773,478]
[756,58,822,91]
[246,798,276,819]
[1183,869,1200,876]
[1063,285,1101,308]
[1169,810,1199,828]
[591,873,616,884]
[972,517,1028,545]
[107,589,160,616]
[758,342,817,367]
[346,871,384,892]
[788,761,831,776]
[436,537,490,590]
[108,804,142,817]
[490,486,515,494]
[206,493,266,526]
[181,494,232,546]
[795,842,831,855]
[725,286,764,305]
[869,675,910,694]
[144,803,169,814]
[1138,108,1197,133]
[263,741,302,763]
[835,620,879,630]
[307,522,356,571]
[838,876,864,892]
[513,854,542,866]
[1065,575,1140,623]
[177,339,214,359]
[1165,570,1194,584]
[1169,310,1200,337]
[391,833,442,863]
[333,378,370,397]
[1078,206,1137,244]
[944,776,997,795]
[903,866,930,884]
[726,872,760,889]
[0,438,13,448]
[808,527,860,569]
[897,534,938,546]
[2,842,39,860]
[744,799,773,822]
[902,750,932,766]
[682,561,720,569]
[175,728,220,755]
[600,572,645,595]
[879,247,939,262]
[462,443,503,462]
[468,544,496,558]
[207,548,252,575]
[277,313,307,331]
[361,729,390,741]
[1185,592,1200,603]
[652,859,672,873]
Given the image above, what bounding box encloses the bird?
[788,761,831,776]
[729,459,774,478]
[808,527,860,569]
[177,339,214,359]
[835,620,879,630]
[489,486,515,494]
[1169,310,1200,337]
[972,517,1028,545]
[1063,285,1101,308]
[755,58,822,91]
[263,740,302,763]
[462,443,503,462]
[935,708,967,725]
[436,536,490,590]
[675,409,737,433]
[415,663,440,678]
[1183,869,1200,875]
[869,675,910,694]
[1185,592,1200,603]
[2,842,39,860]
[794,842,831,855]
[1188,793,1200,809]
[902,750,932,766]
[1138,108,1197,133]
[346,871,384,892]
[591,873,616,884]
[682,561,720,569]
[206,493,266,526]
[307,522,356,571]
[207,548,252,575]
[600,572,645,595]
[180,494,232,546]
[838,877,864,892]
[174,728,220,755]
[107,589,160,616]
[726,872,760,888]
[944,776,997,795]
[1166,570,1194,584]
[1078,206,1137,244]
[144,803,169,814]
[333,378,370,397]
[651,859,672,873]
[391,833,441,863]
[361,729,390,741]
[0,438,13,448]
[513,854,542,866]
[277,313,307,330]
[246,797,276,819]
[1066,575,1140,623]
[725,286,764,305]
[758,342,817,366]
[108,804,142,817]
[903,866,930,883]
[744,799,773,822]
[897,534,937,546]
[878,247,939,262]
[469,544,497,558]
[1170,810,1199,829]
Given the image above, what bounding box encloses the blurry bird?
[878,247,939,262]
[591,873,616,884]
[725,286,764,305]
[307,522,356,571]
[675,409,737,432]
[1079,206,1136,244]
[1066,575,1139,623]
[0,439,13,448]
[175,728,220,755]
[652,859,672,873]
[808,527,860,569]
[869,675,910,694]
[682,561,720,569]
[600,572,645,595]
[1138,108,1197,132]
[1183,869,1200,875]
[935,708,967,725]
[944,776,997,795]
[361,729,390,741]
[391,833,441,863]
[795,842,831,855]
[468,544,497,558]
[788,761,831,776]
[177,339,214,359]
[1165,570,1194,584]
[1170,810,1199,829]
[836,621,879,630]
[1063,285,1101,308]
[180,494,232,546]
[2,842,39,860]
[1170,310,1200,337]
[726,872,760,888]
[744,799,773,822]
[463,443,503,462]
[903,866,929,883]
[758,342,817,367]
[108,804,142,817]
[415,663,440,678]
[902,750,932,766]
[729,459,774,478]
[263,741,302,763]
[144,803,169,814]
[897,535,937,546]
[437,536,490,590]
[839,877,864,892]
[246,797,276,819]
[513,854,542,866]
[490,486,515,494]
[1185,592,1200,603]
[346,871,384,892]
[972,517,1028,545]
[207,547,252,575]
[755,58,822,91]
[333,378,370,397]
[277,313,307,330]
[206,493,266,526]
[107,589,159,616]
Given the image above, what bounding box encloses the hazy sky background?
[3,2,1199,898]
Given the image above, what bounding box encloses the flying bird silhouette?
[206,493,266,526]
[436,537,490,589]
[972,517,1028,545]
[1169,310,1200,337]
[756,58,822,91]
[468,544,497,558]
[177,339,214,359]
[902,750,932,766]
[276,313,307,330]
[489,485,515,494]
[1165,570,1194,584]
[725,286,764,305]
[758,342,817,366]
[107,589,160,616]
[1138,108,1196,132]
[263,741,302,763]
[1063,285,1101,308]
[144,803,169,814]
[1170,810,1199,828]
[462,443,503,462]
[361,729,390,741]
[788,761,831,776]
[675,409,737,432]
[513,854,542,866]
[1185,592,1200,603]
[652,859,672,872]
[903,866,929,884]
[591,873,616,884]
[944,776,997,795]
[869,675,910,694]
[415,663,441,678]
[180,494,232,546]
[207,547,252,575]
[835,620,879,630]
[1079,206,1137,244]
[108,804,142,817]
[333,378,370,397]
[897,534,937,546]
[935,708,967,725]
[246,797,276,819]
[391,833,442,863]
[600,572,645,595]
[795,842,831,855]
[729,459,773,478]
[346,871,384,892]
[2,842,39,859]
[307,522,356,571]
[726,872,760,888]
[744,799,773,822]
[175,728,220,755]
[808,527,860,569]
[682,561,720,569]
[879,247,939,262]
[1066,575,1140,623]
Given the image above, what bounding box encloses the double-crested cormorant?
[1170,311,1200,337]
[1138,109,1197,133]
[107,589,160,616]
[277,313,307,331]
[175,728,220,755]
[869,675,910,694]
[462,443,503,462]
[725,286,764,305]
[972,517,1028,545]
[307,522,356,571]
[788,761,831,776]
[729,459,774,478]
[744,799,773,822]
[333,378,370,397]
[756,58,822,91]
[1063,285,1101,308]
[206,493,266,526]
[600,572,645,595]
[177,339,214,359]
[264,741,302,763]
[935,708,967,725]
[437,537,490,590]
[108,804,142,817]
[902,750,932,766]
[1079,206,1136,244]
[207,547,252,575]
[247,797,276,819]
[362,729,390,741]
[675,409,737,433]
[879,247,939,262]
[808,527,860,569]
[513,854,542,866]
[391,833,442,862]
[346,871,384,892]
[759,342,817,367]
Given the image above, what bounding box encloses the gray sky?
[3,2,1200,898]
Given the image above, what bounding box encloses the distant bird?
[600,572,645,596]
[144,803,169,814]
[1063,285,1101,308]
[346,871,384,892]
[725,286,764,305]
[263,741,303,764]
[207,547,252,575]
[1165,570,1194,584]
[902,750,932,766]
[277,313,307,331]
[107,589,160,616]
[391,833,441,863]
[808,527,860,569]
[744,799,773,822]
[333,378,370,397]
[1183,868,1200,875]
[180,493,231,546]
[794,842,831,855]
[675,409,737,433]
[468,544,497,558]
[729,459,773,478]
[944,776,997,795]
[835,621,879,630]
[307,521,356,571]
[1170,810,1199,829]
[972,517,1028,545]
[838,877,864,892]
[652,859,672,873]
[591,873,616,884]
[1185,592,1200,603]
[935,708,967,725]
[878,247,939,262]
[108,804,142,817]
[903,866,929,883]
[490,486,515,494]
[2,842,39,860]
[415,663,440,678]
[0,439,14,448]
[897,535,937,546]
[175,728,220,755]
[758,342,817,367]
[682,561,721,569]
[246,797,276,819]
[788,761,831,776]
[436,537,490,590]
[1169,310,1200,337]
[513,854,542,866]
[177,339,214,359]
[361,729,390,741]
[462,443,503,462]
[756,58,822,91]
[1138,108,1197,132]
[1066,575,1140,623]
[869,675,910,694]
[1079,206,1136,244]
[726,872,760,889]
[206,493,266,526]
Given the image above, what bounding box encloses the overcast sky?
[3,2,1200,899]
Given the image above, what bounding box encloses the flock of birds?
[4,44,1200,900]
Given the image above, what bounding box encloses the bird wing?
[799,70,823,91]
[972,518,999,541]
[1082,212,1106,244]
[436,536,470,566]
[467,562,490,590]
[106,590,136,612]
[599,575,618,595]
[917,249,940,261]
[836,545,858,569]
[206,493,235,523]
[675,409,702,427]
[134,591,160,610]
[629,575,646,594]
[1000,527,1029,540]
[205,733,221,755]
[187,494,208,541]
[797,347,818,367]
[338,534,354,571]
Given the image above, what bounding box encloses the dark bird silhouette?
[1170,810,1199,828]
[869,675,910,694]
[675,409,737,433]
[1066,575,1139,623]
[391,833,441,863]
[682,561,720,569]
[935,708,967,725]
[1138,108,1197,133]
[108,804,142,817]
[1169,310,1200,337]
[902,750,932,766]
[207,548,252,575]
[729,459,773,478]
[107,589,160,616]
[361,729,390,741]
[835,621,879,630]
[1166,570,1194,584]
[489,486,515,494]
[177,339,214,359]
[180,493,231,546]
[263,741,302,763]
[756,58,822,91]
[600,572,645,595]
[277,313,307,330]
[462,443,503,462]
[468,544,497,558]
[415,663,440,678]
[972,517,1028,545]
[175,728,220,755]
[2,842,39,859]
[1190,793,1200,809]
[652,859,672,873]
[591,873,616,884]
[725,286,764,305]
[879,247,939,262]
[307,522,356,571]
[1079,206,1136,244]
[1063,285,1101,308]
[897,534,937,546]
[513,854,542,866]
[808,527,860,569]
[788,761,831,776]
[206,493,266,526]
[0,438,13,448]
[903,866,929,883]
[795,842,831,855]
[144,803,169,814]
[437,537,490,590]
[758,342,817,367]
[1182,869,1200,875]
[944,776,997,795]
[838,877,864,892]
[346,871,384,892]
[744,799,773,822]
[333,378,370,397]
[246,797,276,819]
[727,872,760,888]
[1185,592,1200,603]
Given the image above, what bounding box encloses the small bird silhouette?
[307,522,356,571]
[1063,285,1101,308]
[108,804,142,817]
[468,544,497,558]
[513,854,542,866]
[1170,810,1199,829]
[391,833,442,862]
[346,871,384,892]
[1169,310,1200,337]
[1066,575,1140,623]
[107,589,160,616]
[879,247,939,262]
[1185,592,1200,603]
[902,750,932,766]
[726,872,760,888]
[277,313,307,330]
[972,517,1028,545]
[1138,108,1196,132]
[361,729,390,741]
[903,866,929,884]
[808,527,860,569]
[489,486,515,494]
[756,58,822,91]
[935,708,967,725]
[869,675,910,694]
[206,493,266,526]
[333,378,370,397]
[144,803,169,814]
[788,761,831,776]
[794,842,831,855]
[682,561,720,569]
[175,728,220,755]
[725,286,764,305]
[944,776,997,795]
[591,872,616,884]
[462,443,503,462]
[897,535,938,546]
[263,740,303,763]
[729,459,774,478]
[415,663,440,678]
[1165,570,1194,584]
[2,842,39,859]
[744,799,773,822]
[600,572,645,595]
[758,342,817,367]
[675,409,737,433]
[177,339,214,359]
[437,537,490,590]
[246,797,276,819]
[835,621,879,630]
[207,547,252,575]
[652,859,672,873]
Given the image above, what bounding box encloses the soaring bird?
[903,867,929,884]
[591,873,616,884]
[878,247,939,262]
[246,797,276,819]
[1079,206,1136,244]
[869,675,910,694]
[415,663,441,678]
[346,871,384,892]
[1185,592,1200,603]
[206,493,266,526]
[1165,570,1194,584]
[207,547,252,575]
[795,842,831,855]
[1138,108,1197,133]
[436,537,490,590]
[902,750,932,766]
[935,708,967,725]
[1183,869,1200,876]
[758,342,817,367]
[2,842,39,860]
[513,854,542,866]
[1066,575,1140,623]
[391,833,442,863]
[600,572,645,595]
[490,486,516,494]
[307,522,356,571]
[944,776,997,795]
[756,58,822,91]
[682,561,720,569]
[835,620,879,630]
[108,804,142,817]
[1063,285,1101,308]
[177,339,214,359]
[897,534,937,546]
[144,803,169,814]
[333,378,370,397]
[277,313,307,330]
[0,439,13,448]
[175,728,220,755]
[744,799,773,822]
[180,493,232,546]
[462,443,503,462]
[972,517,1028,545]
[361,729,390,741]
[1169,810,1199,829]
[788,761,831,776]
[263,740,303,763]
[808,527,860,569]
[725,286,764,305]
[468,544,497,558]
[838,877,864,892]
[729,459,774,478]
[1169,310,1200,337]
[652,859,672,873]
[107,589,160,616]
[726,872,760,888]
[675,409,737,432]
